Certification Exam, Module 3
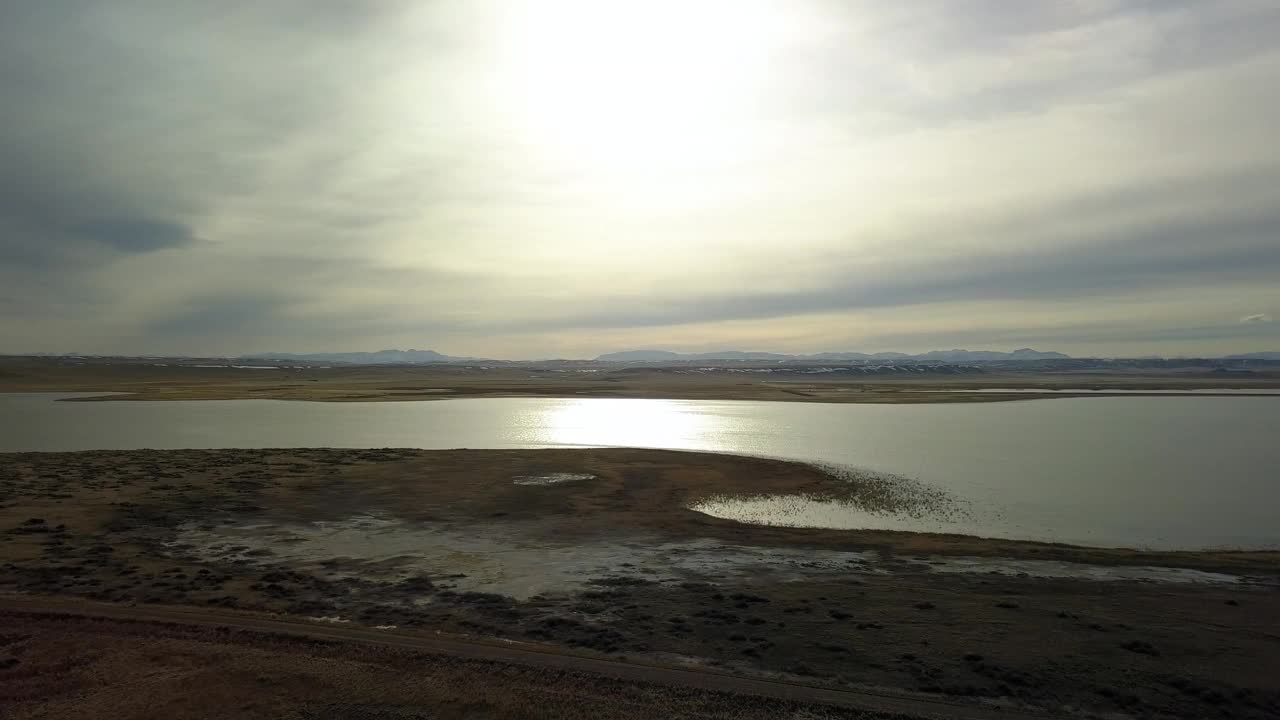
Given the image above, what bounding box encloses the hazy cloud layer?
[1,0,1278,357]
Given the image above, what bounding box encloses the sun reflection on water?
[531,399,719,450]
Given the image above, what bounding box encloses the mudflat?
[4,357,1279,403]
[2,448,1278,719]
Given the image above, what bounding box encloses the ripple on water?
[811,464,969,519]
[512,473,595,486]
[689,494,967,533]
[690,463,973,533]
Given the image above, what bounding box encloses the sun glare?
[536,398,716,449]
[496,0,795,178]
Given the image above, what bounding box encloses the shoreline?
[3,357,1278,404]
[2,446,1278,569]
[54,388,1280,403]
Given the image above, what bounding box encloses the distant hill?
[596,349,841,362]
[243,349,477,364]
[595,350,794,362]
[915,348,1071,362]
[806,351,912,360]
[1224,351,1280,360]
[593,348,1071,362]
[593,350,683,362]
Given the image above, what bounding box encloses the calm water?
[916,388,1280,394]
[2,393,1277,550]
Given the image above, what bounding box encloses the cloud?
[480,173,1280,333]
[74,219,193,253]
[2,1,1280,357]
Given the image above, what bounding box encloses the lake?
[2,392,1277,550]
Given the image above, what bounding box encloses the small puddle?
[512,473,595,486]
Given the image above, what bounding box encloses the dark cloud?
[139,290,467,353]
[144,294,299,339]
[73,219,192,253]
[0,179,194,267]
[0,1,403,268]
[134,254,481,348]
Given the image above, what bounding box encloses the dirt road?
[0,596,1058,720]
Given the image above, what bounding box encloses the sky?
[2,0,1278,359]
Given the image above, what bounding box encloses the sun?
[495,0,797,179]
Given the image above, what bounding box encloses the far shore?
[4,357,1279,404]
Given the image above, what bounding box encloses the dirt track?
[0,596,1058,720]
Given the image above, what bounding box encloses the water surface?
[2,393,1277,550]
[916,388,1280,395]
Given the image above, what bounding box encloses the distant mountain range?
[237,347,1073,365]
[594,348,1071,362]
[17,347,1280,364]
[243,349,476,364]
[238,347,1280,365]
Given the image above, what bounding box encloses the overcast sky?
[2,0,1278,358]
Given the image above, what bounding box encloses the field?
[3,356,1279,403]
[3,448,1278,719]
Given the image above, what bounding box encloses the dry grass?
[2,448,1275,570]
[0,614,877,719]
[5,357,1277,404]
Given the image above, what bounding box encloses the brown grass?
[5,357,1278,404]
[0,614,874,720]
